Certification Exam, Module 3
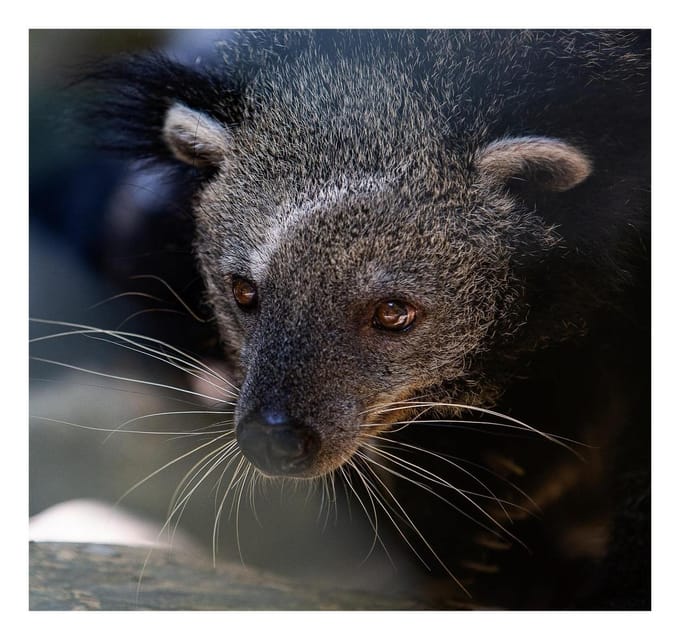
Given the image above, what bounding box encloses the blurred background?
[29,29,407,596]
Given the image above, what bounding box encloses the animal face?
[187,148,572,477]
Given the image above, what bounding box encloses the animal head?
[84,32,610,479]
[163,99,591,478]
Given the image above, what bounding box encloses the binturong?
[81,30,650,609]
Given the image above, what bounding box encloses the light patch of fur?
[163,103,232,167]
[476,136,592,192]
[249,177,387,283]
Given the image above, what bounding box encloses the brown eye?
[232,276,258,310]
[372,300,417,331]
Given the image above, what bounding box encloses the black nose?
[236,409,320,476]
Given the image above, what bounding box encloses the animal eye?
[372,300,417,331]
[232,276,258,310]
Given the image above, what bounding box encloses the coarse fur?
[77,29,650,609]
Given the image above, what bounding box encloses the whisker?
[247,464,262,527]
[30,318,237,391]
[340,465,378,564]
[370,434,535,520]
[133,441,238,600]
[386,407,432,434]
[330,470,339,526]
[317,474,333,531]
[391,418,589,449]
[30,415,233,438]
[233,462,253,565]
[115,410,234,430]
[354,451,471,597]
[212,453,246,564]
[82,333,238,400]
[167,439,237,517]
[115,307,185,330]
[357,394,431,418]
[369,439,537,521]
[343,460,395,568]
[350,457,429,569]
[166,421,234,447]
[365,400,587,457]
[129,274,209,324]
[30,376,211,409]
[102,410,234,444]
[31,356,229,405]
[87,291,166,310]
[357,445,522,548]
[225,458,249,521]
[116,431,234,505]
[167,444,240,549]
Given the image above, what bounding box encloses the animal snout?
[236,409,321,477]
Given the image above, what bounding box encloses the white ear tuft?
[163,103,232,167]
[476,136,592,192]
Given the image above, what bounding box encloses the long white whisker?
[83,333,238,400]
[117,432,233,504]
[129,273,208,324]
[366,401,586,457]
[212,456,244,565]
[31,356,229,404]
[386,418,589,448]
[133,442,238,600]
[355,451,471,597]
[87,290,165,310]
[358,446,522,548]
[115,410,234,429]
[30,318,237,390]
[115,307,185,330]
[30,376,211,409]
[34,326,237,395]
[168,440,237,517]
[372,440,537,521]
[225,458,250,526]
[168,444,240,549]
[330,470,339,526]
[233,463,253,565]
[349,457,430,571]
[103,410,234,444]
[339,465,379,564]
[370,434,532,520]
[30,415,233,438]
[344,459,394,568]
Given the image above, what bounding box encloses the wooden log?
[29,541,449,610]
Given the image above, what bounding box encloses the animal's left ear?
[475,136,592,192]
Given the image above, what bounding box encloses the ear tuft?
[476,136,592,192]
[163,103,232,168]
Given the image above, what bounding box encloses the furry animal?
[81,30,650,609]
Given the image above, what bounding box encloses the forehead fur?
[200,167,553,300]
[247,177,389,282]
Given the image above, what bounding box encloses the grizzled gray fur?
[87,30,650,608]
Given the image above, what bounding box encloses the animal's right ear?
[163,103,232,168]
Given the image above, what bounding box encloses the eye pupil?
[232,277,258,309]
[373,300,416,331]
